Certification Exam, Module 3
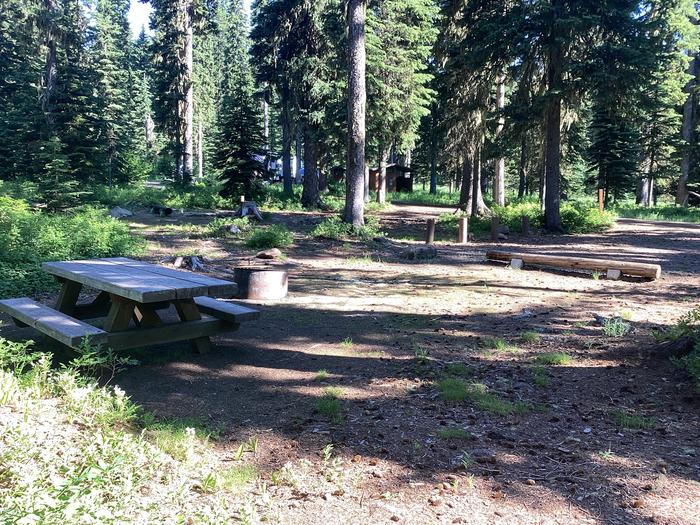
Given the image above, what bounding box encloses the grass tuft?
[520,331,541,344]
[535,352,572,366]
[314,369,330,381]
[531,365,550,387]
[437,428,473,440]
[315,387,344,423]
[437,378,469,401]
[482,337,520,353]
[602,318,632,337]
[611,410,655,430]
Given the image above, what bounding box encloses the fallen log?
[486,250,662,280]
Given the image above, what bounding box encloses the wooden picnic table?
[0,258,259,353]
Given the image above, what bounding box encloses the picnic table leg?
[104,295,136,332]
[133,304,163,328]
[174,298,212,354]
[55,279,83,316]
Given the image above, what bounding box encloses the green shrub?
[0,196,145,297]
[658,306,700,388]
[311,215,382,241]
[438,197,615,236]
[245,224,293,249]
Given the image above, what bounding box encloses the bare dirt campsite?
[44,204,697,525]
[4,1,700,524]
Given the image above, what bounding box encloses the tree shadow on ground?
[109,299,700,525]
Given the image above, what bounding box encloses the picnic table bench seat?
[193,296,260,323]
[0,297,108,348]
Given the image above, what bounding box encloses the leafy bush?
[658,306,700,388]
[311,215,383,240]
[0,196,145,297]
[438,198,615,236]
[244,224,293,249]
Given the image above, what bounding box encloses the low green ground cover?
[614,202,700,224]
[0,196,145,298]
[0,338,260,524]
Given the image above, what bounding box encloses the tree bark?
[197,120,203,180]
[377,146,389,204]
[295,126,303,183]
[364,162,370,203]
[344,0,367,227]
[493,73,506,206]
[301,124,319,208]
[518,134,527,198]
[459,155,473,213]
[181,0,194,185]
[41,0,60,133]
[471,146,488,218]
[678,55,697,207]
[281,90,294,194]
[543,42,563,231]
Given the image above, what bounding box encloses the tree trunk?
[459,155,473,213]
[281,92,293,194]
[493,73,506,206]
[543,41,563,231]
[180,0,194,185]
[678,55,697,207]
[364,162,370,203]
[518,134,527,198]
[263,97,270,170]
[404,149,412,191]
[377,146,389,204]
[343,0,367,227]
[471,146,488,218]
[41,0,60,133]
[301,124,319,208]
[197,120,203,180]
[295,126,303,183]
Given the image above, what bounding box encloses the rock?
[352,454,362,463]
[229,224,241,235]
[472,449,497,464]
[390,516,400,523]
[256,248,282,260]
[109,206,133,219]
[526,479,536,486]
[632,499,644,508]
[400,246,438,261]
[428,495,443,506]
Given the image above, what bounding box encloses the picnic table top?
[42,257,238,303]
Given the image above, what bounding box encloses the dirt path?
[7,205,700,524]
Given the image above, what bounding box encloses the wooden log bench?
[486,251,662,280]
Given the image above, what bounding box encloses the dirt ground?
[11,204,700,523]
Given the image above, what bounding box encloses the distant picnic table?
[0,258,259,353]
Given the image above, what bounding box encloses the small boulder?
[256,248,282,260]
[228,224,241,235]
[400,246,438,261]
[109,206,133,219]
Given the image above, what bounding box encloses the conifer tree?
[214,0,267,199]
